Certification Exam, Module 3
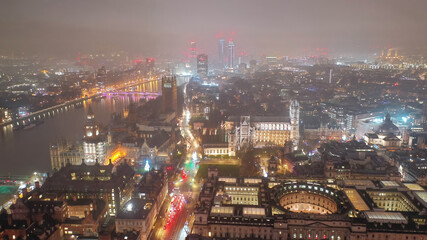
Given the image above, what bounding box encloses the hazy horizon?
[1,0,427,58]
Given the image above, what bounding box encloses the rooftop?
[344,188,370,211]
[364,211,407,224]
[116,198,154,220]
[403,183,424,191]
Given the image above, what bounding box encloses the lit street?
[149,86,201,240]
[2,2,427,239]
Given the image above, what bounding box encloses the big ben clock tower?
[83,107,107,165]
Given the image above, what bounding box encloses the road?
[149,86,202,240]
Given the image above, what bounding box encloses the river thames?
[0,76,189,175]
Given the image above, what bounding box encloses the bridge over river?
[0,77,161,128]
[0,75,189,176]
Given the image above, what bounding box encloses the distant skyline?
[1,0,427,58]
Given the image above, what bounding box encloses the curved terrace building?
[191,176,427,240]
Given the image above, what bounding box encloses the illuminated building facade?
[364,113,402,147]
[190,41,197,70]
[50,139,83,170]
[228,40,235,69]
[225,101,300,150]
[303,125,343,142]
[218,39,225,68]
[83,108,107,165]
[226,115,292,150]
[203,143,234,157]
[192,177,427,239]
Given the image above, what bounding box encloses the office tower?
[146,57,155,73]
[83,107,107,165]
[228,40,235,69]
[161,75,178,114]
[218,39,225,68]
[197,54,208,80]
[190,41,197,58]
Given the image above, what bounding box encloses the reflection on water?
[0,95,146,175]
[0,76,189,176]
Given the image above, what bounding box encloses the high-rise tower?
[161,75,178,114]
[197,54,208,80]
[190,41,197,71]
[218,39,225,68]
[290,100,300,150]
[228,40,235,69]
[190,41,197,58]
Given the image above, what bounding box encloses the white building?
[225,100,300,151]
[364,114,402,147]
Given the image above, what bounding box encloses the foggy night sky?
[1,0,426,58]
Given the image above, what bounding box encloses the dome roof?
[376,113,400,135]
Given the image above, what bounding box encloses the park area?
[195,164,240,180]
